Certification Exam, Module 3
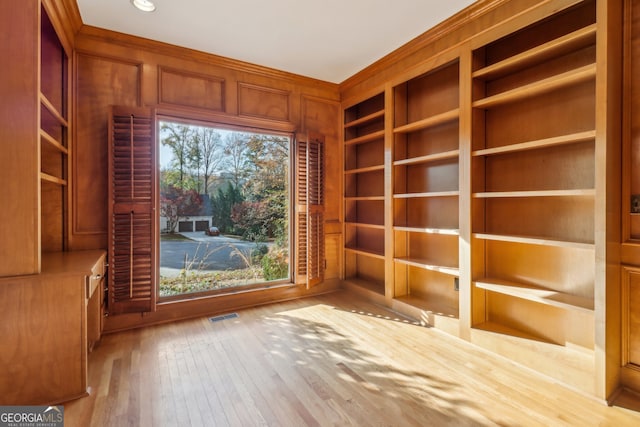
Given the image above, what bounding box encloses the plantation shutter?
[108,106,156,314]
[296,133,325,288]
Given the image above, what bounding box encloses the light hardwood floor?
[65,290,640,426]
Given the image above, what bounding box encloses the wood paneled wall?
[70,26,341,281]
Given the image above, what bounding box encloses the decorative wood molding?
[76,25,338,90]
[623,265,631,367]
[58,0,84,35]
[301,94,340,137]
[103,280,341,332]
[621,363,640,396]
[74,50,144,110]
[158,66,225,112]
[621,265,640,368]
[623,0,639,243]
[238,82,290,122]
[155,105,296,134]
[73,52,143,237]
[43,0,82,53]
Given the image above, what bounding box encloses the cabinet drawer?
[87,253,107,298]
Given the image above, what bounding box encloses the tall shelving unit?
[343,92,386,295]
[469,0,599,392]
[391,60,461,334]
[621,0,640,393]
[0,2,111,405]
[40,4,69,253]
[340,0,621,399]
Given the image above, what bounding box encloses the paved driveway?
[160,233,262,277]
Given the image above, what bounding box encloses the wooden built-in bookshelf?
[392,59,461,329]
[341,0,622,399]
[343,92,386,295]
[40,5,69,253]
[622,0,640,395]
[469,0,599,392]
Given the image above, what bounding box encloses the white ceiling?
[76,0,477,84]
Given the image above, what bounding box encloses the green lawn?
[159,266,264,297]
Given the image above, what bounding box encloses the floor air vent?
[209,313,239,323]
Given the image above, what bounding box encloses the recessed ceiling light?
[131,0,156,12]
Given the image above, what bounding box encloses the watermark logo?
[0,406,63,427]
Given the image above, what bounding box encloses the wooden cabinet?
[0,2,103,405]
[87,255,106,350]
[0,250,106,405]
[343,93,386,294]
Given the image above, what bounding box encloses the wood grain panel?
[486,292,595,349]
[484,196,595,243]
[405,62,459,123]
[485,240,594,298]
[406,267,460,315]
[401,197,459,229]
[632,106,640,199]
[403,121,459,159]
[41,180,65,252]
[346,200,384,225]
[623,266,640,366]
[0,273,85,404]
[158,67,224,111]
[73,53,140,247]
[238,82,290,121]
[407,233,459,269]
[302,96,340,221]
[345,139,383,170]
[483,141,595,191]
[483,80,596,149]
[325,233,342,280]
[404,161,459,194]
[0,1,39,276]
[626,0,640,240]
[40,9,65,114]
[345,253,385,286]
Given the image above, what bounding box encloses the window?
[158,120,291,298]
[108,106,324,314]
